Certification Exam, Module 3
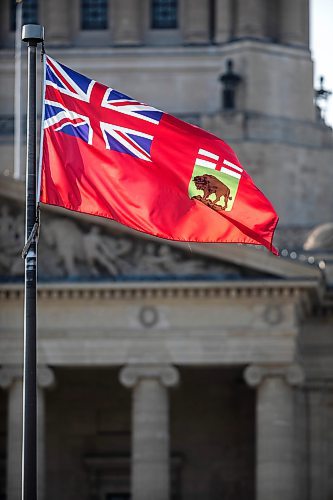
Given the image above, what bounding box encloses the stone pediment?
[0,175,320,282]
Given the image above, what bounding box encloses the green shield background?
[188,164,240,211]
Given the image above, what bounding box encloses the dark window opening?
[81,0,108,30]
[10,0,38,31]
[151,0,178,29]
[105,495,130,500]
[219,60,242,111]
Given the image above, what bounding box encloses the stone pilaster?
[43,0,72,45]
[0,366,23,500]
[215,0,232,44]
[112,0,143,45]
[37,366,55,500]
[119,364,179,500]
[235,0,266,39]
[280,0,309,47]
[182,0,210,44]
[244,364,305,500]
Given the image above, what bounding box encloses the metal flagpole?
[21,24,44,500]
[14,0,23,179]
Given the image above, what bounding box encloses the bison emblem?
[193,174,232,210]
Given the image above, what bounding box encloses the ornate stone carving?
[244,363,305,387]
[119,364,179,388]
[138,306,159,328]
[0,205,24,276]
[0,202,242,280]
[263,304,283,325]
[41,218,86,276]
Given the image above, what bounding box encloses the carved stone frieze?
[0,202,243,280]
[0,204,25,276]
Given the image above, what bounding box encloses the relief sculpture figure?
[0,205,24,275]
[43,218,86,276]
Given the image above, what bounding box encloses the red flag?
[40,57,279,254]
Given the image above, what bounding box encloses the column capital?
[0,365,22,389]
[37,366,56,389]
[0,365,56,390]
[244,363,305,388]
[119,364,179,388]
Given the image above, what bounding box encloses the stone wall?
[0,390,6,500]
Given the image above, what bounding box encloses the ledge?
[0,279,319,302]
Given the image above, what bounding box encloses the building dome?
[303,223,333,251]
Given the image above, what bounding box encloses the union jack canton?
[44,56,163,162]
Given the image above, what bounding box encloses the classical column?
[119,364,179,500]
[112,0,143,45]
[0,366,23,500]
[37,366,55,500]
[215,0,232,44]
[0,366,55,500]
[235,0,266,39]
[182,0,210,44]
[244,364,304,500]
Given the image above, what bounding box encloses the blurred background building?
[0,0,333,499]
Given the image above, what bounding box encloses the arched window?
[81,0,108,30]
[10,0,38,31]
[151,0,178,29]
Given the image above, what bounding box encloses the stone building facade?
[0,1,333,499]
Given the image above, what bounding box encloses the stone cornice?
[0,40,310,62]
[0,279,319,303]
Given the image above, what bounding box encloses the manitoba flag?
[40,56,279,254]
